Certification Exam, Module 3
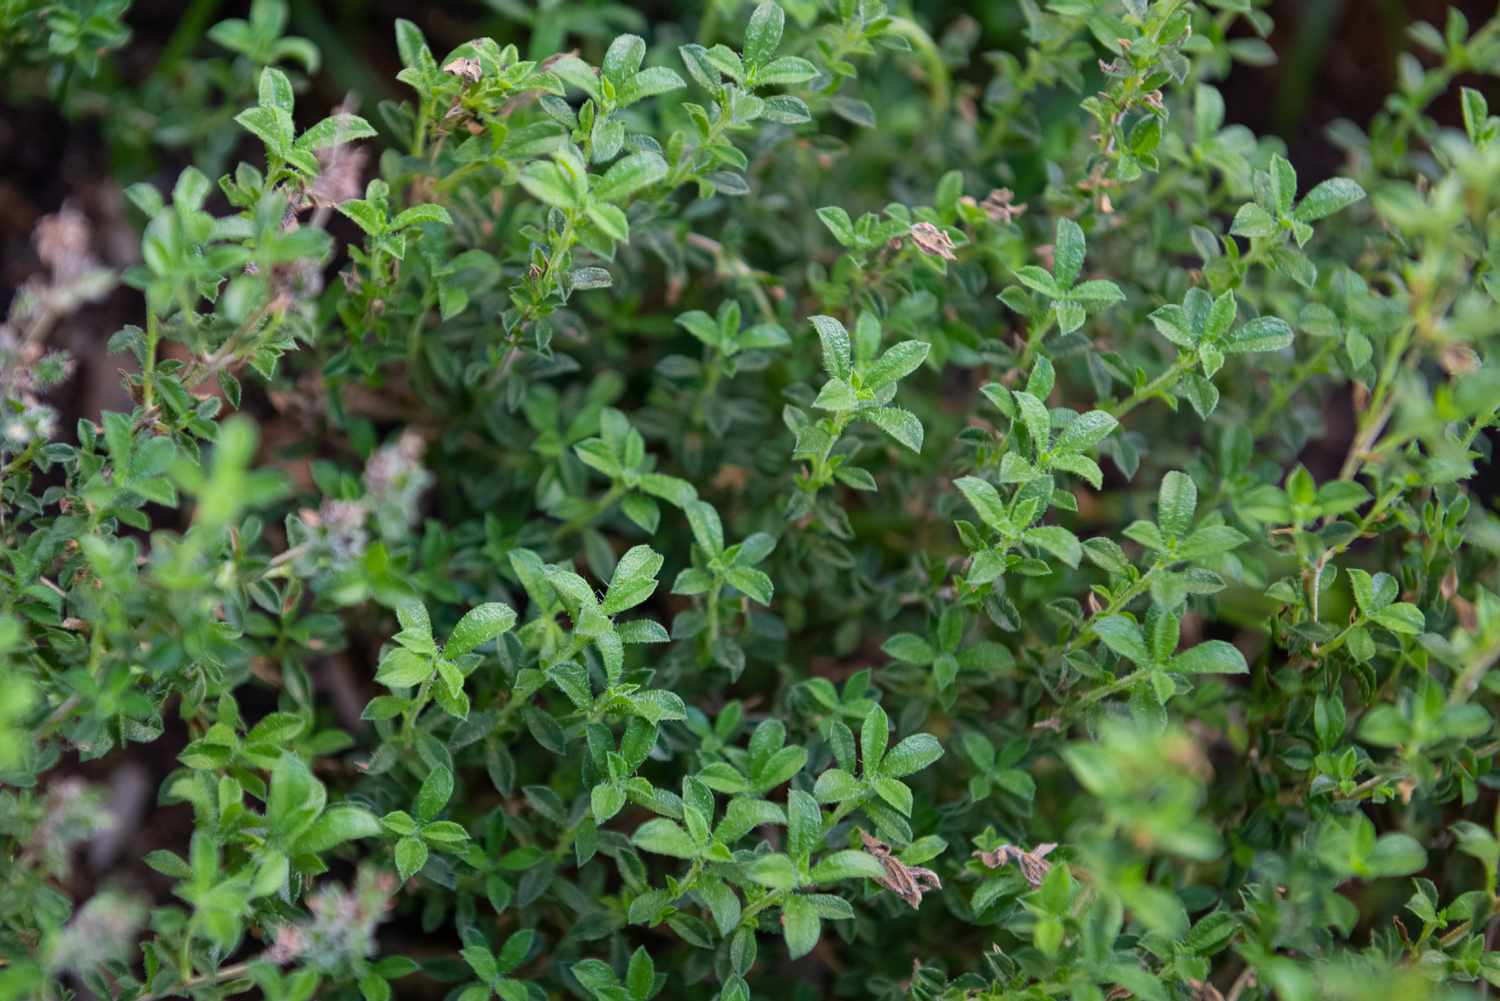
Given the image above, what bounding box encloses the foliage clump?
[3,2,1500,1000]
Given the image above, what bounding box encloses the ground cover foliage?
[4,1,1500,999]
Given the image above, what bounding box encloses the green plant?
[4,2,1500,1000]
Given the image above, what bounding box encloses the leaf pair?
[1009,218,1126,334]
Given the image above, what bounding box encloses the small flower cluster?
[0,207,113,453]
[267,868,398,974]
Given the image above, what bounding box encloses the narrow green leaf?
[444,602,517,658]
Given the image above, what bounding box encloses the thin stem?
[553,484,625,541]
[1312,621,1358,658]
[35,695,82,741]
[1107,355,1193,421]
[705,581,723,647]
[144,959,254,1001]
[1249,339,1337,439]
[400,675,434,748]
[740,887,789,924]
[143,310,161,410]
[1049,561,1168,718]
[1336,324,1412,483]
[1017,313,1056,374]
[1074,668,1148,710]
[1449,638,1500,707]
[1225,964,1257,1001]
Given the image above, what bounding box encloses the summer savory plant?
[3,0,1500,999]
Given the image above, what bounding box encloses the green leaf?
[1055,411,1117,454]
[395,835,429,881]
[632,819,700,858]
[882,633,934,665]
[954,476,1010,534]
[421,820,470,845]
[296,112,377,151]
[810,315,852,381]
[236,106,294,156]
[756,55,817,86]
[1179,374,1220,420]
[1206,291,1237,340]
[381,810,419,836]
[1199,343,1225,379]
[1295,178,1366,222]
[617,66,686,106]
[1229,203,1277,238]
[725,566,774,605]
[376,648,432,688]
[1053,217,1086,289]
[1170,640,1247,674]
[1026,357,1055,400]
[1176,525,1248,561]
[1051,452,1104,489]
[295,805,382,854]
[1367,833,1427,877]
[391,203,453,229]
[1149,304,1196,347]
[414,765,454,821]
[881,733,943,777]
[1371,603,1424,635]
[812,378,859,411]
[603,545,664,615]
[591,783,627,824]
[587,202,629,242]
[519,160,579,210]
[743,1,784,68]
[868,407,924,452]
[1023,525,1082,569]
[746,852,799,889]
[625,947,653,999]
[1347,568,1378,615]
[592,151,668,202]
[685,500,724,555]
[817,206,855,247]
[1228,316,1294,353]
[444,602,517,658]
[1014,391,1051,450]
[1271,246,1317,288]
[813,768,863,803]
[259,66,295,112]
[871,775,913,814]
[1269,154,1298,214]
[1158,471,1198,537]
[461,945,498,983]
[861,704,889,774]
[1013,265,1061,297]
[1054,297,1083,334]
[779,895,820,959]
[1066,279,1125,303]
[268,752,324,841]
[863,340,930,390]
[602,34,646,82]
[809,850,886,882]
[697,880,742,936]
[336,198,384,236]
[1093,615,1150,665]
[785,789,821,859]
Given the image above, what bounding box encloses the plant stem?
[143,310,161,409]
[145,959,254,1001]
[554,484,625,540]
[1108,355,1193,420]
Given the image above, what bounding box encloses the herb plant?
[4,2,1500,1000]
